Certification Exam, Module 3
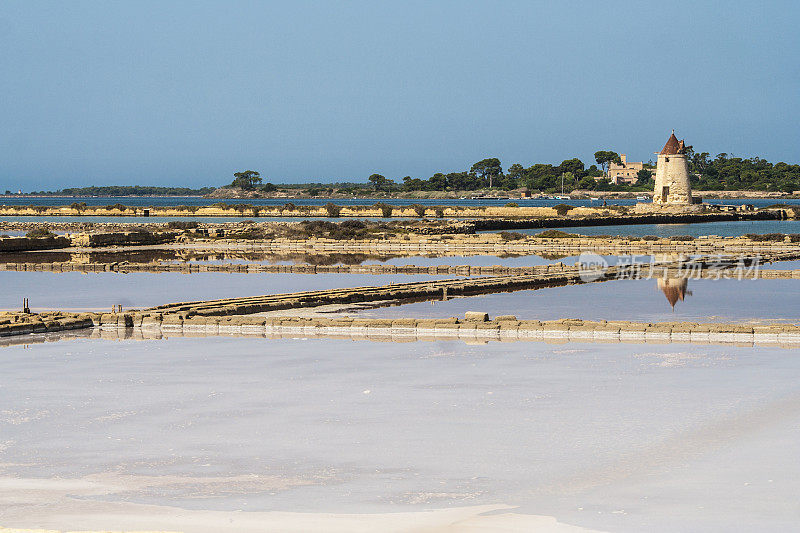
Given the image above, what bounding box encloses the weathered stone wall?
[89,315,800,348]
[2,260,799,279]
[0,312,95,337]
[0,261,571,275]
[0,204,583,219]
[70,231,179,247]
[0,236,71,252]
[3,204,770,221]
[653,153,692,204]
[200,234,800,258]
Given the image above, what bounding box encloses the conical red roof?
[661,131,680,154]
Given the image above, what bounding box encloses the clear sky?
[1,0,798,190]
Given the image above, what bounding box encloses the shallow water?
[3,195,799,208]
[351,277,800,323]
[0,215,404,224]
[762,259,800,269]
[503,219,800,238]
[0,247,611,267]
[180,253,587,267]
[1,336,799,532]
[0,271,452,311]
[0,229,68,237]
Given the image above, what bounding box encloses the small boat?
[590,197,600,201]
[554,195,571,200]
[636,196,649,201]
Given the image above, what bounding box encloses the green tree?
[402,176,427,191]
[594,151,621,176]
[559,172,576,192]
[507,163,525,183]
[559,158,585,177]
[578,176,597,190]
[470,158,503,188]
[231,170,262,190]
[368,173,391,191]
[636,169,653,186]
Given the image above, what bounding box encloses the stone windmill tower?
[653,130,694,205]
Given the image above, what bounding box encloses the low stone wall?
[203,234,800,258]
[90,316,800,347]
[6,235,791,261]
[2,260,800,279]
[0,204,789,223]
[0,312,95,337]
[0,261,572,276]
[70,231,179,247]
[4,311,799,348]
[0,232,178,252]
[143,270,588,317]
[0,204,571,218]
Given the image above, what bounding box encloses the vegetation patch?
[374,203,393,218]
[410,204,427,217]
[535,229,578,239]
[167,221,200,230]
[499,231,525,241]
[26,227,57,239]
[553,203,575,216]
[745,233,786,242]
[324,202,341,217]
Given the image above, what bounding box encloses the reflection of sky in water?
[1,229,68,237]
[176,254,589,267]
[352,278,800,323]
[2,336,800,531]
[499,219,800,238]
[761,259,800,270]
[0,271,452,311]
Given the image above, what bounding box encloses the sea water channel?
[5,195,799,208]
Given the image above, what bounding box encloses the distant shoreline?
[0,194,206,199]
[1,190,797,201]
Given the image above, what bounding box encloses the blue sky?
[1,0,798,190]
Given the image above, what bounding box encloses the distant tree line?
[227,159,608,194]
[19,185,216,196]
[686,150,800,193]
[220,151,800,195]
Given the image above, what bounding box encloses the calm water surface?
[3,195,799,208]
[0,271,452,311]
[351,277,800,323]
[503,219,800,238]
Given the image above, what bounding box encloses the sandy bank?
[0,475,602,532]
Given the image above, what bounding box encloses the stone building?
[653,130,697,205]
[606,154,645,185]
